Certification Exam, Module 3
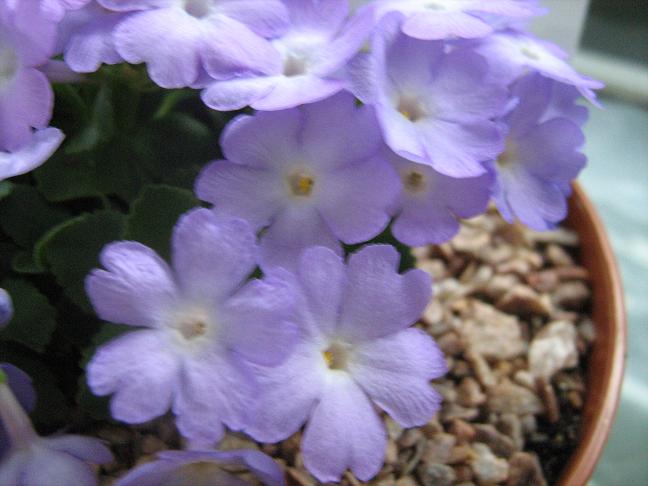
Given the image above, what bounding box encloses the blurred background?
[533,0,648,483]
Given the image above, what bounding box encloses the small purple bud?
[0,288,13,327]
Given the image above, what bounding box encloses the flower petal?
[350,328,446,427]
[0,68,53,151]
[0,127,63,180]
[45,435,113,464]
[338,245,431,342]
[85,242,177,328]
[201,16,282,80]
[220,111,302,169]
[194,160,284,231]
[250,75,345,112]
[21,446,96,486]
[302,375,386,482]
[215,0,289,38]
[402,10,493,40]
[296,247,347,339]
[221,272,298,367]
[416,118,501,177]
[87,330,179,424]
[282,0,348,32]
[64,13,123,73]
[318,155,399,244]
[201,77,278,111]
[260,205,342,273]
[174,348,254,443]
[245,345,324,443]
[113,9,201,88]
[171,208,258,303]
[300,92,383,171]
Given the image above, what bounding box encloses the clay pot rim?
[558,183,627,485]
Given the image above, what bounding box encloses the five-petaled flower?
[85,208,297,444]
[350,14,508,177]
[196,92,400,271]
[244,245,447,482]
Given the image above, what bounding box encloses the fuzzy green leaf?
[0,185,69,249]
[125,184,199,259]
[35,211,125,311]
[0,279,57,353]
[0,181,13,201]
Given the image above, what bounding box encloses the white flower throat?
[182,0,212,19]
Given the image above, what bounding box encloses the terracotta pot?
[557,183,627,485]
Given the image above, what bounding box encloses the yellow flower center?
[322,342,350,371]
[397,95,427,122]
[288,172,315,197]
[497,139,518,168]
[179,318,208,340]
[404,170,426,194]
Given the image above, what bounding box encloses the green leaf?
[77,323,131,420]
[144,113,219,190]
[0,184,69,249]
[35,211,125,311]
[11,251,45,274]
[0,279,57,353]
[125,184,199,259]
[65,81,115,155]
[0,181,13,201]
[34,152,102,202]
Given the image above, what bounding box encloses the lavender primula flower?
[98,0,289,88]
[201,0,373,111]
[492,74,587,230]
[0,1,59,152]
[85,208,297,444]
[473,29,603,104]
[389,152,493,246]
[370,0,538,41]
[195,92,400,271]
[116,449,284,486]
[350,15,507,177]
[0,289,13,327]
[245,245,447,482]
[56,1,125,73]
[0,367,113,486]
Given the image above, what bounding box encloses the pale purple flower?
[1,128,64,181]
[472,29,603,104]
[201,0,373,111]
[388,151,493,246]
[98,0,289,88]
[0,367,113,486]
[491,74,587,230]
[0,1,58,152]
[370,0,538,40]
[244,245,446,482]
[85,208,297,444]
[350,15,507,178]
[0,289,13,327]
[0,364,36,459]
[56,1,125,73]
[195,93,400,271]
[116,449,284,486]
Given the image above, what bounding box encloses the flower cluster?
[0,0,602,484]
